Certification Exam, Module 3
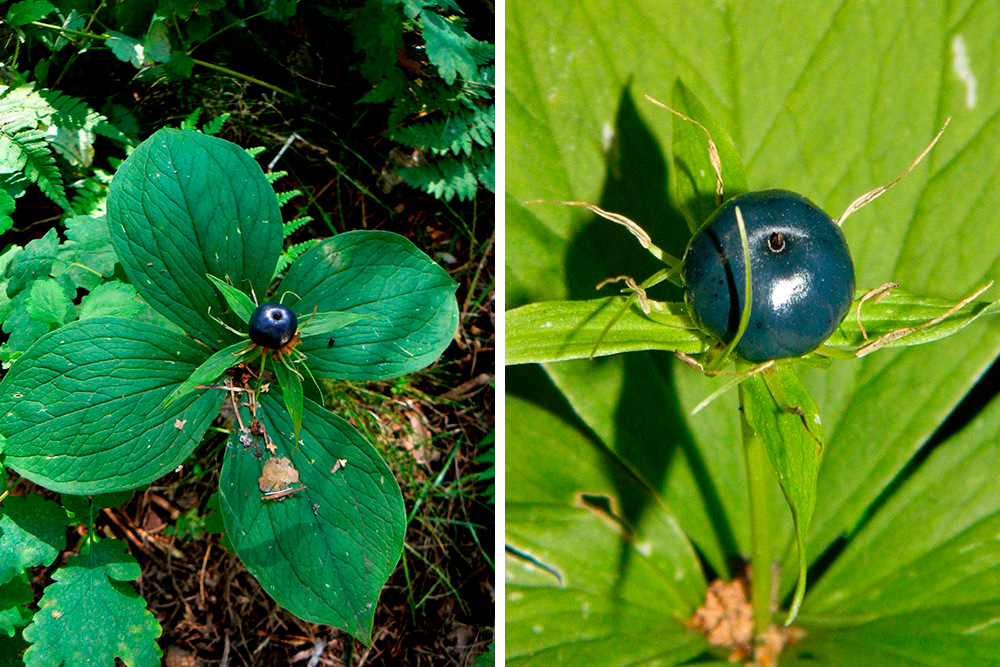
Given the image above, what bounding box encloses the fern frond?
[265,170,288,184]
[389,104,493,156]
[245,146,267,158]
[273,238,320,277]
[275,190,301,208]
[283,215,313,235]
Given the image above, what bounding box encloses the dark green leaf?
[24,278,72,326]
[6,0,54,27]
[107,128,283,350]
[21,539,162,666]
[206,273,256,324]
[0,318,224,493]
[506,297,708,364]
[5,229,57,299]
[78,281,143,320]
[218,394,405,643]
[279,231,458,381]
[105,31,144,68]
[164,340,251,406]
[0,495,67,586]
[0,573,33,637]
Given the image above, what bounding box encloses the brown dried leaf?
[258,456,299,493]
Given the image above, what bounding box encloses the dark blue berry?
[249,303,298,349]
[683,190,855,362]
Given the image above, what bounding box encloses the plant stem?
[739,381,773,636]
[190,58,297,99]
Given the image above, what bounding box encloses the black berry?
[249,303,298,349]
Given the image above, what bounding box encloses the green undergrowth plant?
[350,0,495,201]
[0,77,132,219]
[0,127,459,664]
[3,0,298,95]
[505,80,1000,665]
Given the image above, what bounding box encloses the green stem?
[189,58,297,99]
[739,380,773,636]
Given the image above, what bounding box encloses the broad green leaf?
[4,229,57,299]
[54,216,117,292]
[0,495,66,586]
[506,395,708,665]
[164,340,252,406]
[106,31,144,68]
[206,273,256,323]
[22,539,162,667]
[783,604,1000,666]
[506,297,709,364]
[0,317,224,493]
[803,391,1000,618]
[741,363,823,624]
[6,0,55,27]
[107,128,283,350]
[218,393,405,643]
[24,278,72,326]
[279,231,458,381]
[78,281,143,320]
[671,79,749,230]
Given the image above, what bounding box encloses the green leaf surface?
[78,281,143,320]
[106,32,144,68]
[279,231,458,381]
[0,495,66,586]
[0,573,33,637]
[206,273,255,323]
[506,297,709,364]
[4,229,57,299]
[218,393,405,643]
[54,215,118,292]
[296,310,372,339]
[6,0,55,27]
[165,340,252,406]
[802,391,1000,619]
[783,604,1000,666]
[506,395,708,665]
[671,79,748,230]
[0,318,224,493]
[107,128,283,350]
[24,278,72,326]
[21,539,162,667]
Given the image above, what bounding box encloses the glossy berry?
[249,303,298,349]
[683,190,855,362]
